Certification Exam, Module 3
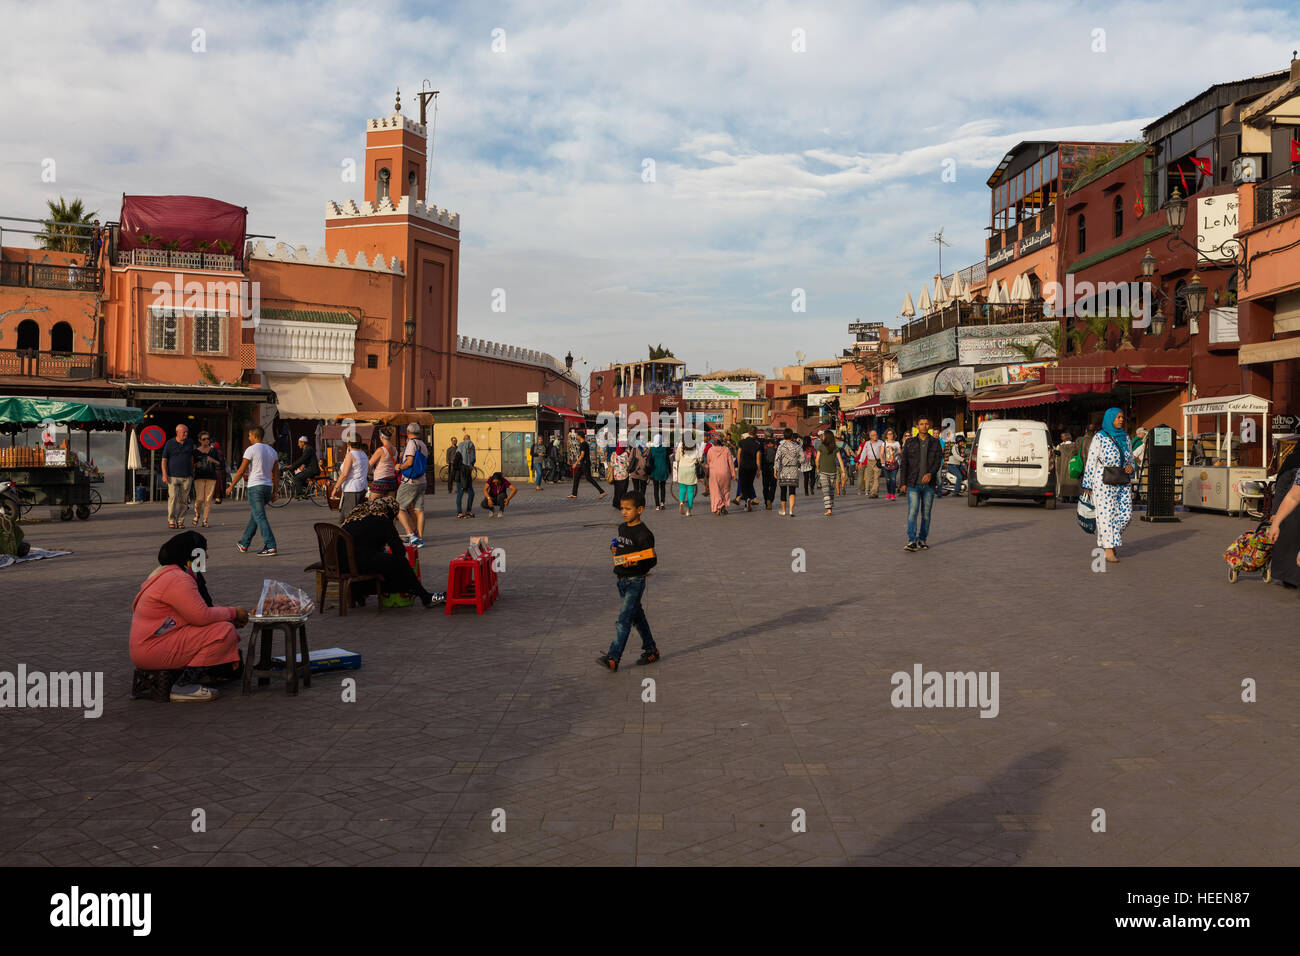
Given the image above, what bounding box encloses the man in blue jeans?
[899,416,942,552]
[228,426,280,555]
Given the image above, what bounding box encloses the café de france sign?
[956,320,1059,366]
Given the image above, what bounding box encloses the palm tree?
[1037,323,1065,359]
[40,197,97,254]
[1083,312,1113,353]
[648,343,675,359]
[1008,339,1045,364]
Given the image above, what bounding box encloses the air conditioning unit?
[1232,156,1261,185]
[451,397,470,408]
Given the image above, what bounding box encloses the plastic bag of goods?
[255,579,315,618]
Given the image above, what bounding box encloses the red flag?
[1178,166,1189,191]
[1133,197,1144,218]
[1291,138,1299,162]
[1189,156,1212,178]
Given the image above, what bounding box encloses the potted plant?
[211,239,236,270]
[136,233,167,266]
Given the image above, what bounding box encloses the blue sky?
[3,0,1298,379]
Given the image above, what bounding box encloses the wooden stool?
[241,620,312,696]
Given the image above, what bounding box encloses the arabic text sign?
[682,380,757,400]
[956,321,1058,366]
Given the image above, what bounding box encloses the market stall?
[0,398,144,521]
[1180,394,1270,516]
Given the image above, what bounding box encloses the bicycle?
[269,472,331,507]
[437,464,483,484]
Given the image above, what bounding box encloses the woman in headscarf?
[674,432,701,516]
[706,436,736,515]
[340,497,439,606]
[1080,407,1135,563]
[130,531,248,702]
[1265,443,1300,589]
[648,434,671,511]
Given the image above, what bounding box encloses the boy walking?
[596,490,660,671]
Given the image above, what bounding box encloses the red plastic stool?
[446,554,490,614]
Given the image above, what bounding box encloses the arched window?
[1077,214,1087,254]
[408,170,417,194]
[16,319,39,351]
[377,168,390,202]
[1173,280,1188,328]
[49,321,73,353]
[1113,195,1123,237]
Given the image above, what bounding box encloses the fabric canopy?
[542,404,585,422]
[264,373,356,420]
[969,384,1072,411]
[0,397,143,431]
[118,194,247,262]
[1238,338,1300,366]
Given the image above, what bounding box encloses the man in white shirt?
[396,422,430,547]
[229,425,280,555]
[857,429,884,498]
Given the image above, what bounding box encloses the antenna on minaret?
[419,80,440,204]
[930,228,951,276]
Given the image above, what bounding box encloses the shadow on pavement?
[939,521,1036,547]
[855,745,1068,866]
[1121,528,1198,556]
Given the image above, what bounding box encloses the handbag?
[1067,453,1083,479]
[1101,435,1131,485]
[695,459,706,480]
[1076,493,1097,534]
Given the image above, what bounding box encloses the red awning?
[1114,365,1189,384]
[542,405,585,422]
[119,195,248,263]
[970,384,1072,411]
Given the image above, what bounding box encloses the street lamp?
[1183,273,1208,319]
[565,351,574,372]
[388,316,417,358]
[1150,308,1166,337]
[1140,248,1157,278]
[1164,188,1188,231]
[403,316,416,340]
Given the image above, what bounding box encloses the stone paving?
[1,481,1297,866]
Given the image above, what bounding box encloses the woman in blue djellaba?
[1080,407,1135,564]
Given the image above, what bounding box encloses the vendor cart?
[1180,394,1270,516]
[0,397,143,521]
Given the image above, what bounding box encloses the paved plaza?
[1,484,1297,866]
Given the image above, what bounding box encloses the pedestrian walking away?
[332,438,371,523]
[161,423,194,530]
[629,441,649,498]
[800,435,816,496]
[648,435,671,510]
[774,427,803,516]
[229,425,280,555]
[1080,407,1135,563]
[760,428,779,509]
[596,490,660,671]
[858,429,884,498]
[736,430,761,510]
[899,416,942,551]
[816,430,842,516]
[674,437,701,516]
[567,434,607,499]
[707,439,736,514]
[395,422,429,547]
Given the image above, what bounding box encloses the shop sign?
[934,366,975,397]
[956,320,1058,365]
[1208,307,1238,344]
[1274,413,1299,434]
[804,392,841,407]
[1018,224,1053,256]
[987,245,1016,269]
[848,321,882,333]
[897,328,957,373]
[1197,194,1239,262]
[975,367,1008,389]
[682,380,757,400]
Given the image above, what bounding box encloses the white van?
[967,419,1057,509]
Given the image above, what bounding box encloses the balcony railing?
[114,249,240,271]
[0,349,104,379]
[1255,169,1300,225]
[0,260,101,292]
[900,301,1047,343]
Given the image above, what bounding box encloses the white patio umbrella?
[934,275,952,307]
[917,285,933,313]
[948,271,965,301]
[1008,273,1026,302]
[901,292,916,317]
[126,428,141,470]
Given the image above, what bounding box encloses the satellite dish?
[795,350,806,365]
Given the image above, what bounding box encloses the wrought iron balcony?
[1255,169,1299,226]
[0,348,104,379]
[0,260,101,292]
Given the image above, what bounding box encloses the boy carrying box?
[596,490,660,671]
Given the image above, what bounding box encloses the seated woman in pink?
[130,532,249,702]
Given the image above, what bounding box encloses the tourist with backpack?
[396,422,429,547]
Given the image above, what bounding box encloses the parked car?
[967,419,1057,509]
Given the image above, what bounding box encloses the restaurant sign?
[987,244,1016,269]
[897,327,957,373]
[682,380,758,400]
[1197,194,1239,263]
[1018,224,1053,256]
[956,320,1058,366]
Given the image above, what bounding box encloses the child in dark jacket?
[596,490,660,671]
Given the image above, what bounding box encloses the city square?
[1,490,1296,867]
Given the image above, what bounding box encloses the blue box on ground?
[271,647,361,673]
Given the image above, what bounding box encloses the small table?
[242,618,312,696]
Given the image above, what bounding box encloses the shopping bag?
[1076,493,1096,534]
[1068,453,1084,479]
